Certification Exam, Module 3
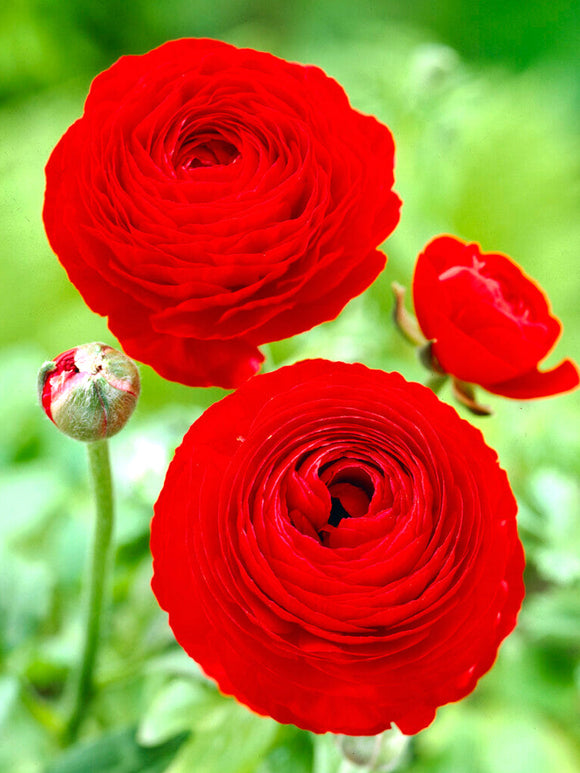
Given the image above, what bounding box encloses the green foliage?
[137,675,282,773]
[1,1,579,772]
[45,726,189,773]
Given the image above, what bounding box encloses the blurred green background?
[1,1,579,772]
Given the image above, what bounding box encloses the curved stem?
[391,282,427,346]
[62,439,114,745]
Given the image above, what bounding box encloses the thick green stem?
[62,439,114,745]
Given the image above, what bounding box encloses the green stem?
[425,374,448,394]
[62,439,114,745]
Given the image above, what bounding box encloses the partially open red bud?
[38,343,140,441]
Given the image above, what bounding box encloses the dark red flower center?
[321,463,375,537]
[325,476,373,522]
[175,131,240,170]
[284,457,378,545]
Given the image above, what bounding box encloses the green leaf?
[166,699,279,773]
[255,727,314,773]
[45,725,189,773]
[138,678,226,747]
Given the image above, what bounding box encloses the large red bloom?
[412,236,579,399]
[43,39,401,388]
[151,360,525,735]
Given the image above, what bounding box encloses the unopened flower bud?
[38,343,140,442]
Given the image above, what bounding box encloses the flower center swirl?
[174,129,240,170]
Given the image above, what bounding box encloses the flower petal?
[482,359,579,399]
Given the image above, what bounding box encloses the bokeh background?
[1,1,579,772]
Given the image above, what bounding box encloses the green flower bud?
[38,343,140,441]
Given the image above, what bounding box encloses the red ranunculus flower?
[151,359,525,736]
[43,39,401,388]
[412,236,579,399]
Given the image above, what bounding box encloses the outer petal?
[107,293,264,389]
[429,315,522,385]
[412,235,465,340]
[482,359,579,399]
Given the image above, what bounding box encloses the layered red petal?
[44,39,401,387]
